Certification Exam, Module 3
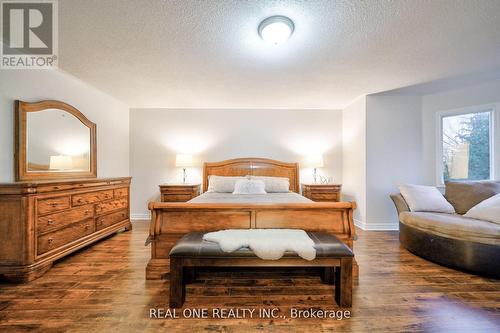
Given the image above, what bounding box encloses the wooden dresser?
[302,183,342,202]
[0,177,131,282]
[159,184,201,202]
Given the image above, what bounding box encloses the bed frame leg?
[335,258,352,307]
[169,257,185,308]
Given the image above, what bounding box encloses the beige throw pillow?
[399,184,455,213]
[464,193,500,224]
[233,179,267,195]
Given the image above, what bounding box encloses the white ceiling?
[59,0,500,109]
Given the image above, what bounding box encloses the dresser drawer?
[96,210,128,231]
[114,187,129,198]
[95,198,128,215]
[72,190,113,206]
[161,194,193,202]
[37,196,70,215]
[37,205,94,235]
[37,220,94,255]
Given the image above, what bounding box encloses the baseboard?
[355,218,399,231]
[130,213,151,220]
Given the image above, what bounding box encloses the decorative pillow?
[464,193,500,224]
[250,176,290,193]
[399,184,455,213]
[207,176,248,193]
[445,180,500,215]
[233,179,267,195]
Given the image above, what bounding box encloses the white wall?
[422,79,500,185]
[0,70,130,181]
[130,108,343,217]
[342,97,366,224]
[365,95,423,229]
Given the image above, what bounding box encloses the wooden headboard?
[203,158,300,193]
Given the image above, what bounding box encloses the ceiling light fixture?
[258,16,294,45]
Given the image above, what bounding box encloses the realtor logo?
[1,0,58,69]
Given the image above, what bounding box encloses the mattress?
[188,191,312,204]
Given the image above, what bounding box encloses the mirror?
[15,100,97,180]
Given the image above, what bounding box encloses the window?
[439,109,494,183]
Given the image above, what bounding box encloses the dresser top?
[0,177,131,195]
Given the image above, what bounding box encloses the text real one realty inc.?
[149,308,351,320]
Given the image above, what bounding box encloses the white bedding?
[188,191,312,204]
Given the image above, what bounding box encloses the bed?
[146,157,357,279]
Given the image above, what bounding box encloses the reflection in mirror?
[26,109,91,173]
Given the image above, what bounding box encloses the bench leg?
[321,267,335,285]
[169,257,185,308]
[334,258,352,307]
[184,267,196,284]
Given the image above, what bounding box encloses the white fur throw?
[202,229,316,260]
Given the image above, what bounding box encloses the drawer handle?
[47,219,54,225]
[84,210,90,214]
[77,198,84,203]
[50,203,58,207]
[84,224,90,230]
[48,238,54,245]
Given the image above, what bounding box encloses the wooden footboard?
[146,201,357,279]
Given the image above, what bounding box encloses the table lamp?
[305,154,324,184]
[175,154,193,184]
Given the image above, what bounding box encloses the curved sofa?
[391,191,500,278]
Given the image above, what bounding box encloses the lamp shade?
[175,154,193,167]
[305,154,324,168]
[49,155,73,170]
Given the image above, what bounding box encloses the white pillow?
[250,176,290,193]
[464,193,500,224]
[399,184,455,213]
[207,176,248,193]
[233,179,267,195]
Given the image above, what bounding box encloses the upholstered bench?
[168,231,354,308]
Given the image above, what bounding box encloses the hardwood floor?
[0,221,499,332]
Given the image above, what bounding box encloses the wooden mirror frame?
[14,100,97,181]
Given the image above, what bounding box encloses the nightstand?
[159,184,201,202]
[301,184,342,202]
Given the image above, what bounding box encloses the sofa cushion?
[445,181,500,215]
[399,211,500,246]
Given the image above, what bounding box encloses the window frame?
[436,104,495,186]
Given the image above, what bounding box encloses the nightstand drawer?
[161,194,194,202]
[302,184,342,202]
[310,193,339,201]
[159,184,200,202]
